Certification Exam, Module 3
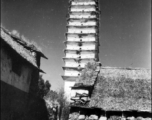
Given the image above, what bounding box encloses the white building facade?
[62,0,100,99]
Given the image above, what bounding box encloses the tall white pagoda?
[62,0,100,98]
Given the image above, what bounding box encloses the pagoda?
[62,0,100,98]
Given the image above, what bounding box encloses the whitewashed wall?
[68,28,96,33]
[66,53,95,58]
[81,44,96,50]
[65,61,78,67]
[81,37,96,41]
[66,52,95,59]
[80,62,86,67]
[67,44,96,50]
[71,7,96,12]
[67,35,96,41]
[69,21,96,26]
[67,44,79,50]
[72,1,95,5]
[70,14,96,19]
[65,61,87,68]
[64,70,79,76]
[64,81,76,100]
[66,53,79,58]
[81,53,95,58]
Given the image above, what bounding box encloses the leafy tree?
[80,60,98,80]
[44,90,59,120]
[44,88,70,120]
[37,75,51,98]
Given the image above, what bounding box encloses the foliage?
[44,88,70,120]
[45,90,58,102]
[37,75,51,98]
[79,61,97,80]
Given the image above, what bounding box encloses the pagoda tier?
[62,0,100,98]
[70,6,99,12]
[64,41,99,46]
[63,60,90,68]
[67,20,98,27]
[64,49,99,54]
[66,12,99,19]
[65,43,98,50]
[62,57,98,62]
[62,66,83,71]
[64,51,99,59]
[71,2,97,6]
[69,0,98,2]
[66,34,98,42]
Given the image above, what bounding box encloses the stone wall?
[69,112,151,120]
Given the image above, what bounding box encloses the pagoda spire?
[62,0,100,99]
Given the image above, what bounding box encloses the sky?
[1,0,151,91]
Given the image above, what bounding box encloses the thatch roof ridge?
[89,67,151,112]
[99,67,151,80]
[101,66,151,70]
[0,27,47,59]
[0,27,45,73]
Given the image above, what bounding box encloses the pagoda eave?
[63,41,98,44]
[65,32,98,36]
[71,85,93,90]
[66,25,98,28]
[64,49,98,53]
[69,0,98,2]
[66,34,98,38]
[62,57,97,62]
[62,75,78,81]
[67,17,99,21]
[62,66,83,71]
[68,11,100,14]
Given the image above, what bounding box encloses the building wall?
[68,27,96,34]
[67,35,96,41]
[71,1,96,5]
[65,61,86,68]
[69,21,96,26]
[1,46,32,93]
[0,42,34,119]
[67,44,96,50]
[1,41,49,120]
[64,81,76,99]
[70,13,97,19]
[64,70,79,76]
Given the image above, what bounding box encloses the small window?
[12,59,22,76]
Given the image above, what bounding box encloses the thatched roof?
[74,62,101,87]
[73,63,151,112]
[0,27,46,72]
[89,67,151,112]
[75,70,98,86]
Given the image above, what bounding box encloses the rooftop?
[0,27,47,72]
[72,62,151,112]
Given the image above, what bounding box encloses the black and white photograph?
[1,0,151,120]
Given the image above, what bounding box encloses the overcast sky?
[1,0,151,91]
